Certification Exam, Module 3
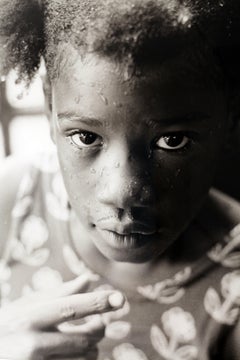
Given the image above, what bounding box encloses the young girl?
[1,0,240,359]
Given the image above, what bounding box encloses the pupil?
[79,132,97,145]
[164,135,183,147]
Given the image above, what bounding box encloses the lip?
[96,220,157,236]
[97,228,158,250]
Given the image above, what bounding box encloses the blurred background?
[0,67,53,160]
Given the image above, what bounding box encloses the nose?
[97,151,155,211]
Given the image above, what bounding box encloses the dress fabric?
[1,151,240,360]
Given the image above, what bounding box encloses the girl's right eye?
[70,131,103,148]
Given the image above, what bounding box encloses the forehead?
[53,46,224,117]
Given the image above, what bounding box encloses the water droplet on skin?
[135,68,142,77]
[98,92,108,105]
[123,64,135,81]
[104,120,110,128]
[74,95,81,104]
[219,0,224,7]
[90,168,96,174]
[113,101,123,108]
[115,162,120,168]
[17,92,24,100]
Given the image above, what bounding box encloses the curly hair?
[0,0,240,87]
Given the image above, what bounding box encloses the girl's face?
[51,50,229,263]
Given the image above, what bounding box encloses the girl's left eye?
[156,133,190,150]
[70,131,103,148]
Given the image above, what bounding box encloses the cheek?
[153,148,220,226]
[56,138,97,213]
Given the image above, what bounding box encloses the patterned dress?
[1,151,240,360]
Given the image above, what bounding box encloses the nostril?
[117,208,124,220]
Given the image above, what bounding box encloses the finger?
[33,331,101,358]
[49,346,98,359]
[57,315,105,334]
[30,291,125,329]
[0,274,99,322]
[1,273,97,310]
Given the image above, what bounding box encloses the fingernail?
[108,292,125,308]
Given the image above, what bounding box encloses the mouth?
[97,228,158,250]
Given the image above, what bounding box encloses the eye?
[70,131,103,148]
[156,133,190,150]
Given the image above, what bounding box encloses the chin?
[93,238,164,263]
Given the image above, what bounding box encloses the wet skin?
[51,50,229,264]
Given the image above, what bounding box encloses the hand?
[0,273,125,360]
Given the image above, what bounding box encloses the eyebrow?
[57,112,103,127]
[145,112,211,127]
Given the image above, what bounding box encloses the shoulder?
[0,155,37,256]
[201,188,240,241]
[210,188,240,223]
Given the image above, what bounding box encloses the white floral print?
[22,267,63,296]
[11,215,49,266]
[46,173,70,221]
[16,173,35,200]
[31,266,63,291]
[162,307,196,342]
[46,172,70,221]
[105,321,131,340]
[112,343,149,360]
[151,307,198,360]
[63,244,92,276]
[137,267,191,304]
[208,224,240,268]
[11,196,33,218]
[20,215,49,253]
[204,270,240,325]
[0,261,11,306]
[46,192,70,221]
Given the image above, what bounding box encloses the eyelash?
[67,130,194,153]
[68,131,103,149]
[154,132,193,152]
